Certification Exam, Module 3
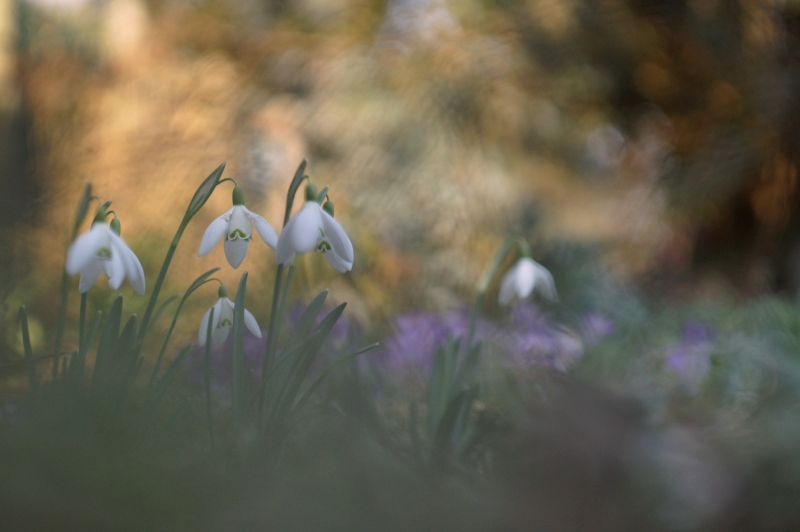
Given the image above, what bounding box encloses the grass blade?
[204,307,215,447]
[19,306,37,395]
[151,294,181,328]
[148,268,220,388]
[231,271,249,423]
[53,182,93,375]
[293,342,378,413]
[92,295,123,390]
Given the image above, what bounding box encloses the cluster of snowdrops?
[63,165,556,353]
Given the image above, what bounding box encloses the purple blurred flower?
[377,309,494,373]
[666,322,715,392]
[501,303,584,372]
[376,303,585,378]
[580,312,616,346]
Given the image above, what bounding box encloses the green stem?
[78,293,87,352]
[136,219,189,349]
[259,263,284,416]
[19,306,37,396]
[51,269,71,378]
[276,259,297,341]
[204,307,215,448]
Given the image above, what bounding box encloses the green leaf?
[53,183,94,374]
[271,303,346,421]
[141,345,192,436]
[280,289,328,358]
[19,306,37,394]
[73,183,93,233]
[231,271,249,422]
[186,162,225,218]
[117,314,139,359]
[282,159,307,227]
[72,310,102,384]
[204,307,215,447]
[92,295,123,389]
[148,268,220,388]
[432,387,477,462]
[151,294,181,328]
[293,342,378,413]
[455,340,482,389]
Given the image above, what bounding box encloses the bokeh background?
[4,0,800,530]
[5,0,800,360]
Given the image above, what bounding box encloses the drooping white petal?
[104,251,126,291]
[532,261,558,301]
[109,234,146,295]
[243,308,262,338]
[78,258,104,293]
[198,306,214,346]
[320,209,354,263]
[513,259,537,300]
[243,207,278,250]
[198,208,233,257]
[224,238,249,269]
[66,223,109,275]
[276,202,322,264]
[324,250,352,273]
[212,298,234,345]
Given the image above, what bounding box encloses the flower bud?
[323,200,334,217]
[110,218,121,236]
[232,185,245,206]
[93,205,108,224]
[305,183,318,202]
[218,285,228,298]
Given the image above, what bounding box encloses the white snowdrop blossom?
[276,201,354,273]
[498,257,557,306]
[198,288,262,346]
[199,186,278,269]
[65,220,146,295]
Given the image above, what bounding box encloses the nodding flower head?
[199,185,278,269]
[65,212,146,295]
[498,257,557,306]
[198,284,262,346]
[276,188,354,272]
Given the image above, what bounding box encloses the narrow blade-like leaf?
[231,271,249,422]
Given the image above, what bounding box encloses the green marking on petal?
[316,240,332,253]
[219,319,232,327]
[227,229,251,241]
[95,247,112,260]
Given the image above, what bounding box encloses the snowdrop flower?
[199,186,278,269]
[276,192,354,273]
[498,257,556,306]
[66,216,146,295]
[198,285,262,346]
